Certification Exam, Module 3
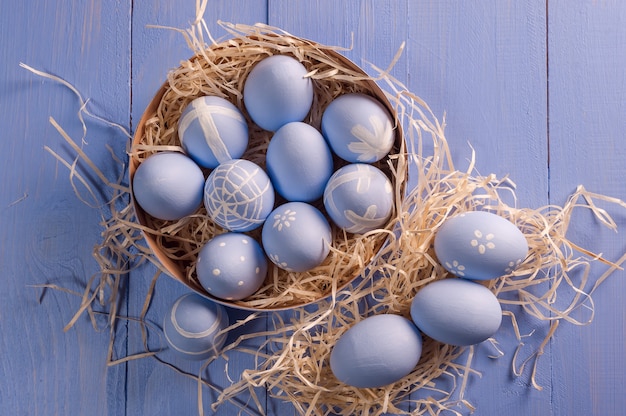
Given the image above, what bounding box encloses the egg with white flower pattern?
[434,211,529,281]
[323,163,393,234]
[261,202,332,272]
[321,93,395,163]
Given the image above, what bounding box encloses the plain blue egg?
[204,159,275,232]
[330,314,423,389]
[196,233,268,301]
[262,202,331,272]
[323,163,393,234]
[434,211,529,280]
[321,93,395,163]
[132,152,204,221]
[178,96,248,168]
[162,293,229,360]
[243,55,314,131]
[410,278,502,346]
[266,122,334,202]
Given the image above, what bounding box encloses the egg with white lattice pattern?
[204,159,275,232]
[178,96,248,168]
[323,163,393,234]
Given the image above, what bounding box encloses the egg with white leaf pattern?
[321,93,395,163]
[178,96,248,168]
[434,211,529,281]
[323,163,393,234]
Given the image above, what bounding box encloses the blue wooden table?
[2,1,625,415]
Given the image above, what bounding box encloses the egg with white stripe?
[323,163,393,234]
[178,96,249,168]
[196,233,268,300]
[162,293,229,360]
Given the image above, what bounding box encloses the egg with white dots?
[204,159,275,232]
[265,122,334,202]
[132,152,204,221]
[243,54,314,132]
[410,278,502,346]
[323,163,393,234]
[178,96,248,169]
[162,293,229,360]
[330,314,423,389]
[434,211,529,281]
[321,93,395,163]
[262,202,332,272]
[196,233,268,301]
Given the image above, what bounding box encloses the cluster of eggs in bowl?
[131,53,398,304]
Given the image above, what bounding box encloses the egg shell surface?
[261,202,331,272]
[434,211,529,281]
[410,278,502,346]
[321,93,395,163]
[204,159,275,232]
[243,54,313,132]
[323,163,393,234]
[178,96,248,169]
[162,293,229,360]
[330,314,423,389]
[132,152,204,221]
[266,122,334,202]
[196,233,268,301]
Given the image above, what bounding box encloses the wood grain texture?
[1,0,625,415]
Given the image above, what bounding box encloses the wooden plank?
[0,0,131,415]
[127,3,270,415]
[547,1,626,415]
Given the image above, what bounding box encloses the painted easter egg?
[132,152,204,221]
[410,278,502,346]
[261,202,332,272]
[321,93,395,163]
[204,159,275,232]
[330,314,423,389]
[162,293,229,360]
[434,211,529,281]
[196,233,268,301]
[266,122,334,202]
[243,54,314,131]
[323,163,393,234]
[178,96,248,169]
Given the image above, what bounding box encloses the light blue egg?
[132,152,204,221]
[162,293,229,360]
[323,163,393,234]
[261,202,331,272]
[196,233,268,301]
[321,93,395,163]
[204,159,275,232]
[266,122,334,202]
[178,96,248,168]
[410,278,502,346]
[330,314,423,389]
[434,211,529,281]
[243,55,314,131]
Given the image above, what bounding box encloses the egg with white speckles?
[266,122,334,202]
[330,314,423,388]
[321,93,395,163]
[132,152,204,221]
[243,55,314,131]
[261,202,331,272]
[204,159,275,232]
[178,96,248,168]
[196,233,268,301]
[410,278,502,346]
[162,293,229,360]
[434,211,529,281]
[323,163,393,234]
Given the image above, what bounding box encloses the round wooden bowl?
[129,34,404,311]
